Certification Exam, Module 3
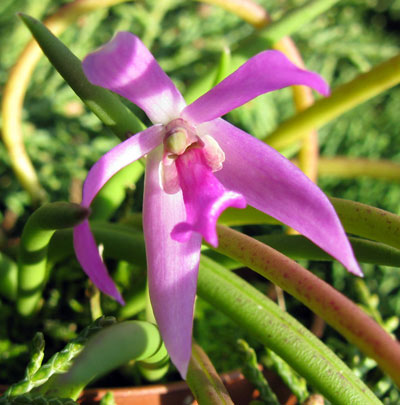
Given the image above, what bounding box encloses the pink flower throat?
[161,118,225,194]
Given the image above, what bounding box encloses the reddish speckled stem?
[216,224,400,387]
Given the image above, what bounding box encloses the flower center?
[161,118,225,194]
[163,118,198,158]
[164,128,189,155]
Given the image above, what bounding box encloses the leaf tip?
[17,12,37,31]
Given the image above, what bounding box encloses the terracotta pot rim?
[1,367,294,404]
[83,368,244,394]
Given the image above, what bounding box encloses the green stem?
[266,54,400,150]
[186,343,234,405]
[197,255,381,405]
[214,225,400,388]
[213,46,232,86]
[19,13,145,142]
[312,156,400,183]
[89,284,103,321]
[258,0,340,47]
[17,202,89,316]
[235,0,340,57]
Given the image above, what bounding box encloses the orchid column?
[73,32,362,377]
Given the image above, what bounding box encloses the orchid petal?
[171,148,246,247]
[74,125,162,304]
[201,119,362,276]
[143,147,202,378]
[82,125,163,207]
[82,32,186,124]
[73,220,124,304]
[182,50,330,124]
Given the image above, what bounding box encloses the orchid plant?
[73,31,362,377]
[2,1,400,404]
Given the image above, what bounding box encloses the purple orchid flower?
[73,32,362,378]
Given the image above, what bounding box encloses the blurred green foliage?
[1,0,400,402]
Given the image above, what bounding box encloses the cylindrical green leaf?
[17,202,89,316]
[331,197,400,251]
[0,253,18,301]
[197,255,381,405]
[47,224,146,269]
[137,340,169,382]
[214,225,400,388]
[50,321,163,399]
[19,13,145,141]
[219,197,400,254]
[255,234,400,267]
[313,156,400,183]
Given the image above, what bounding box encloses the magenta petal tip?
[82,32,186,124]
[348,262,364,278]
[183,50,331,124]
